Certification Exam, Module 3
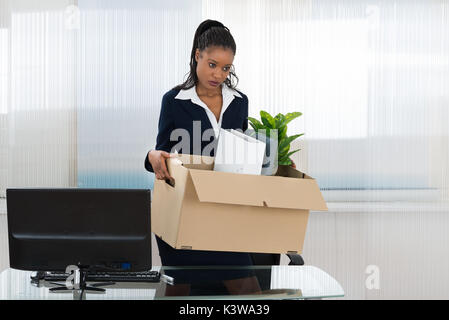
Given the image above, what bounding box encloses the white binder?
[213,128,266,175]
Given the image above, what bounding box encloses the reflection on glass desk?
[0,266,344,300]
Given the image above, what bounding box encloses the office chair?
[251,253,304,266]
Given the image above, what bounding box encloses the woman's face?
[195,46,234,90]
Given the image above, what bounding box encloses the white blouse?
[174,84,242,137]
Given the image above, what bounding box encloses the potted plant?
[247,111,304,173]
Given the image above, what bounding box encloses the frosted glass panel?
[203,0,449,198]
[76,0,201,189]
[1,0,447,201]
[3,0,77,197]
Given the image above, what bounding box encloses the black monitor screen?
[6,188,152,272]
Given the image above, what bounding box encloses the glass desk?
[0,265,344,300]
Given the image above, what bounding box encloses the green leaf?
[278,134,304,153]
[248,117,265,129]
[284,112,302,126]
[279,144,290,158]
[278,125,287,141]
[274,114,286,128]
[249,110,304,165]
[280,115,288,128]
[279,149,301,162]
[260,111,276,129]
[247,116,263,126]
[247,117,267,132]
[278,158,292,166]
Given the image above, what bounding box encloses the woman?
[144,19,254,267]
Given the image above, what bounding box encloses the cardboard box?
[151,154,328,255]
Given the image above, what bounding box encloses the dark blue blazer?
[144,88,249,172]
[145,87,253,267]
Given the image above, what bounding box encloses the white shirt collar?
[175,83,242,100]
[174,84,242,137]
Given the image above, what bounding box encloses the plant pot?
[274,164,293,177]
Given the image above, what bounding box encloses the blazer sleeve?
[242,94,249,132]
[144,93,175,173]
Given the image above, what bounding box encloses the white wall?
[302,202,449,299]
[0,207,8,272]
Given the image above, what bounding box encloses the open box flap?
[188,169,328,211]
[168,154,215,171]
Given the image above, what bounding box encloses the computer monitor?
[6,188,152,273]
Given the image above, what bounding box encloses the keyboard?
[42,270,160,283]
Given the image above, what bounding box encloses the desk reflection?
[159,266,275,298]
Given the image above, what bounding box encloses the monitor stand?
[30,271,46,286]
[47,265,115,297]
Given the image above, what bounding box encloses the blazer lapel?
[178,100,214,132]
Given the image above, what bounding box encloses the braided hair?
[173,19,239,91]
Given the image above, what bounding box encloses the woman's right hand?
[148,150,175,182]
